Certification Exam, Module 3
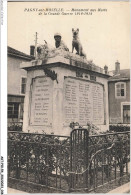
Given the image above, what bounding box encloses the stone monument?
[20,33,110,136]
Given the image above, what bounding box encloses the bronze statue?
[54,33,69,51]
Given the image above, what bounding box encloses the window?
[8,103,19,119]
[123,105,130,124]
[115,82,126,98]
[21,77,27,94]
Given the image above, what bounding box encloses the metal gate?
[69,128,89,191]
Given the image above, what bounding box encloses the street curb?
[107,182,130,194]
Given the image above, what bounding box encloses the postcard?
[1,1,130,194]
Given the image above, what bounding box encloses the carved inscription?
[30,77,53,126]
[64,79,79,124]
[64,78,104,125]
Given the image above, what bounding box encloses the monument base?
[21,52,110,136]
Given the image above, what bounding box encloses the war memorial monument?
[20,30,110,135]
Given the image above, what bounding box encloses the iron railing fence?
[8,131,130,193]
[8,132,70,192]
[68,131,130,192]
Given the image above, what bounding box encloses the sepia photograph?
[5,1,130,193]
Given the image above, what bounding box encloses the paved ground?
[8,188,28,194]
[107,182,130,194]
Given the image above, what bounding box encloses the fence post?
[8,141,11,177]
[86,129,89,190]
[16,142,20,179]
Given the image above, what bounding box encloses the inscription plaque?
[30,77,53,126]
[64,78,104,125]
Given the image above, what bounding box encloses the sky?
[8,1,130,71]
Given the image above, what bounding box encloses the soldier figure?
[54,33,69,51]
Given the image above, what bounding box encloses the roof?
[108,69,130,81]
[8,46,35,61]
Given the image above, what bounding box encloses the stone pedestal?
[21,51,110,136]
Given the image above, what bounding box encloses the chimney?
[30,45,35,56]
[104,65,108,74]
[115,61,120,75]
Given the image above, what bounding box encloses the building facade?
[8,46,34,124]
[108,61,130,125]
